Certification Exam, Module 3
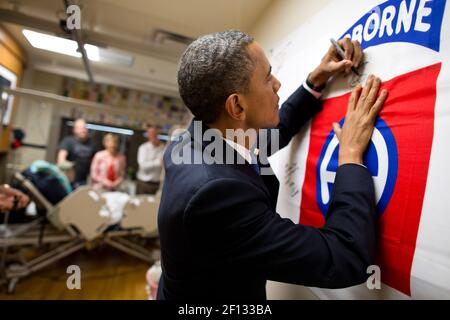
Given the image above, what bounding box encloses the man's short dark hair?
[177,30,255,124]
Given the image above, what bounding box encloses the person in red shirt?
[90,133,126,191]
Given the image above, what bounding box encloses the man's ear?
[224,94,246,121]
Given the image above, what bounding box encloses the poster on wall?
[0,64,17,126]
[269,0,449,299]
[61,77,189,127]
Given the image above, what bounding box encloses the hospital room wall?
[250,0,332,53]
[248,0,332,300]
[10,67,189,177]
[12,70,64,171]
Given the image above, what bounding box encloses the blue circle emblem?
[316,116,398,216]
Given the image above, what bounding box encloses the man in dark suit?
[157,30,388,300]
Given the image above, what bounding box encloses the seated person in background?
[90,133,126,191]
[20,160,74,205]
[136,124,165,195]
[4,160,74,224]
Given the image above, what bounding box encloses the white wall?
[11,70,63,170]
[249,0,333,300]
[250,0,332,52]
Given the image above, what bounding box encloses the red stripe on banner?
[299,63,441,296]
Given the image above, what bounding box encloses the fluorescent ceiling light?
[22,29,133,66]
[67,121,134,136]
[142,132,169,141]
[85,44,100,61]
[22,29,98,60]
[85,123,134,136]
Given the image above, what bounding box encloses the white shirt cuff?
[356,163,368,169]
[303,81,322,99]
[339,163,368,169]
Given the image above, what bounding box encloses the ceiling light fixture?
[22,29,133,66]
[67,121,134,136]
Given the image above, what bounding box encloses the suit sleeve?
[183,164,376,288]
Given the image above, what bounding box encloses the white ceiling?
[92,0,272,39]
[0,0,273,97]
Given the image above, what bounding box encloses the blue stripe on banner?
[340,0,446,52]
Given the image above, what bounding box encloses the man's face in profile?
[240,42,282,130]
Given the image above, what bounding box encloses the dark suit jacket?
[157,86,376,300]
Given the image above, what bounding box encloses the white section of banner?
[410,3,450,299]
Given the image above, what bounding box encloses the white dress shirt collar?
[205,127,254,164]
[223,137,254,164]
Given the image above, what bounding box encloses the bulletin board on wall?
[268,0,449,299]
[60,77,190,132]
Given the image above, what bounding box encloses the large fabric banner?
[269,0,449,299]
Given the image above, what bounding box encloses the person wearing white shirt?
[136,125,165,194]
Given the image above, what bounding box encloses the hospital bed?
[0,172,159,293]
